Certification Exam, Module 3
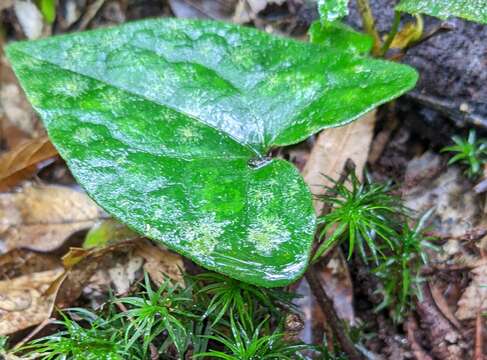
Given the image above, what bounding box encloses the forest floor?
[0,1,486,359]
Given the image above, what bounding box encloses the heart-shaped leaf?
[6,18,417,287]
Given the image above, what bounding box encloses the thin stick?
[474,310,484,360]
[14,318,55,350]
[305,268,363,360]
[306,158,362,359]
[379,11,401,57]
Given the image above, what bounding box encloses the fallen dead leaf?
[302,111,376,213]
[456,261,487,320]
[135,240,185,286]
[0,268,64,336]
[78,239,184,299]
[168,0,237,19]
[0,82,38,136]
[429,282,462,330]
[0,248,61,280]
[56,242,138,307]
[83,219,184,288]
[403,153,481,237]
[0,136,58,191]
[107,254,144,295]
[233,0,286,23]
[318,250,355,325]
[0,0,13,11]
[0,119,31,151]
[0,183,105,252]
[0,237,182,335]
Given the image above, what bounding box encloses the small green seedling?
[16,272,341,359]
[192,272,295,330]
[373,210,437,323]
[315,172,405,263]
[20,308,133,360]
[195,316,311,360]
[115,273,196,357]
[442,129,487,179]
[314,0,487,60]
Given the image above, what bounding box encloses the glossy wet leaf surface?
[6,18,417,286]
[317,0,349,23]
[396,0,487,24]
[308,21,373,54]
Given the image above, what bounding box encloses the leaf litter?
[1,1,487,358]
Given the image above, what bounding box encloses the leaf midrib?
[9,46,271,160]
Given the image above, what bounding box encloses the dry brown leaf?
[0,136,58,191]
[0,248,61,280]
[318,250,355,325]
[56,241,138,307]
[0,241,146,335]
[233,0,286,23]
[0,119,31,150]
[0,183,105,252]
[456,261,487,320]
[0,0,13,11]
[0,268,64,336]
[0,81,38,136]
[107,255,144,294]
[168,0,237,19]
[135,240,185,286]
[404,153,481,238]
[302,111,376,212]
[0,250,64,336]
[429,282,462,330]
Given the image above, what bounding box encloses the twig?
[305,268,363,360]
[428,282,462,330]
[389,20,454,61]
[406,315,433,360]
[14,318,55,350]
[306,158,362,360]
[379,11,401,57]
[406,91,487,130]
[474,178,487,194]
[475,310,484,360]
[407,20,455,51]
[356,0,382,56]
[75,0,106,31]
[150,344,159,360]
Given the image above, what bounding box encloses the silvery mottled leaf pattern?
[6,18,417,286]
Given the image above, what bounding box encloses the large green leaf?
[396,0,487,24]
[5,18,417,287]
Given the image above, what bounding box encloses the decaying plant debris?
[1,0,487,359]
